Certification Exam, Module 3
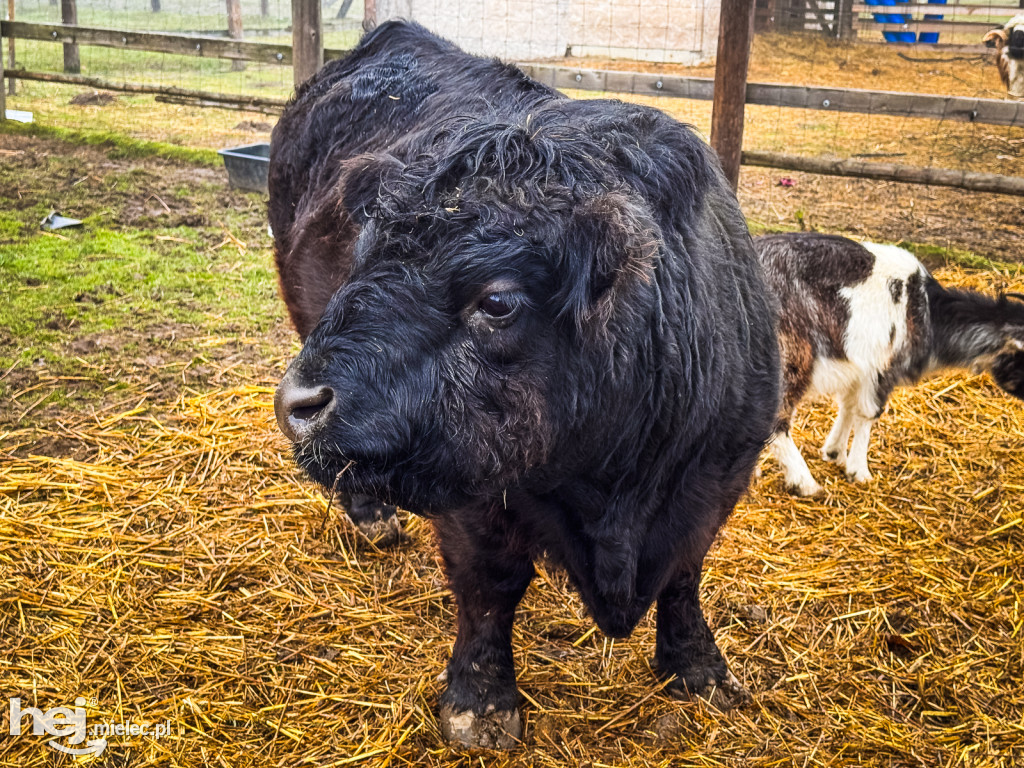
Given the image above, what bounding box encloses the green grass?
[0,223,280,367]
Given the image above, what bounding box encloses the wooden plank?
[852,3,1020,14]
[155,93,282,114]
[292,0,322,87]
[521,64,1024,127]
[5,68,289,109]
[742,150,1024,196]
[0,20,293,64]
[855,20,1010,32]
[711,0,757,190]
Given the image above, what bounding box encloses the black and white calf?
[756,233,1024,497]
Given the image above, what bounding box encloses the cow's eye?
[478,293,518,319]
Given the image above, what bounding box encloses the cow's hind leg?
[432,513,534,749]
[340,492,403,546]
[654,564,749,709]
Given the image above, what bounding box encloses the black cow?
[270,21,780,748]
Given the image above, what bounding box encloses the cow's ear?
[339,153,405,223]
[557,192,660,329]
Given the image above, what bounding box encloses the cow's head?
[984,15,1024,98]
[273,119,663,513]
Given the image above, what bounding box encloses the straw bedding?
[1,265,1022,767]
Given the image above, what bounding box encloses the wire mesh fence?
[4,0,364,102]
[3,0,1023,197]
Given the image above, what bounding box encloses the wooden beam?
[0,20,293,64]
[226,0,245,72]
[291,0,322,88]
[1,24,6,121]
[7,0,15,97]
[61,0,79,74]
[519,65,1024,128]
[155,93,282,114]
[710,0,757,190]
[741,150,1024,196]
[6,68,288,109]
[852,2,1021,12]
[857,21,1010,33]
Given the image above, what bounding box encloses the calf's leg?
[821,392,856,467]
[844,383,887,483]
[767,423,822,497]
[844,416,877,483]
[432,514,534,749]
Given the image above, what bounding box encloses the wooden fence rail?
[0,20,348,66]
[520,64,1024,128]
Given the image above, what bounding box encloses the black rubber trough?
[218,143,270,192]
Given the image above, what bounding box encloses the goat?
[756,233,1024,497]
[984,15,1024,98]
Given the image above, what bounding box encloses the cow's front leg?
[432,513,534,749]
[654,565,749,710]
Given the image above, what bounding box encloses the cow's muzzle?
[275,368,336,443]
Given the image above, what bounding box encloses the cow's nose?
[275,375,335,443]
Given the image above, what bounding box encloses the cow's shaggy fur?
[270,21,780,748]
[757,233,1024,497]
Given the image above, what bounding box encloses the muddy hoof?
[352,513,405,547]
[439,702,521,749]
[668,669,751,710]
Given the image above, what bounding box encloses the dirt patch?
[70,91,118,106]
[739,168,1024,260]
[0,132,262,231]
[234,120,274,132]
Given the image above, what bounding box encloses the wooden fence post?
[7,0,15,96]
[835,0,855,39]
[710,0,756,191]
[1,26,6,121]
[291,0,322,88]
[226,0,245,71]
[61,0,80,74]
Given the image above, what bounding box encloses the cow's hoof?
[667,669,751,711]
[785,479,823,498]
[439,703,521,750]
[352,513,405,547]
[695,669,751,710]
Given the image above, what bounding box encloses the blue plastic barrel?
[920,0,945,43]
